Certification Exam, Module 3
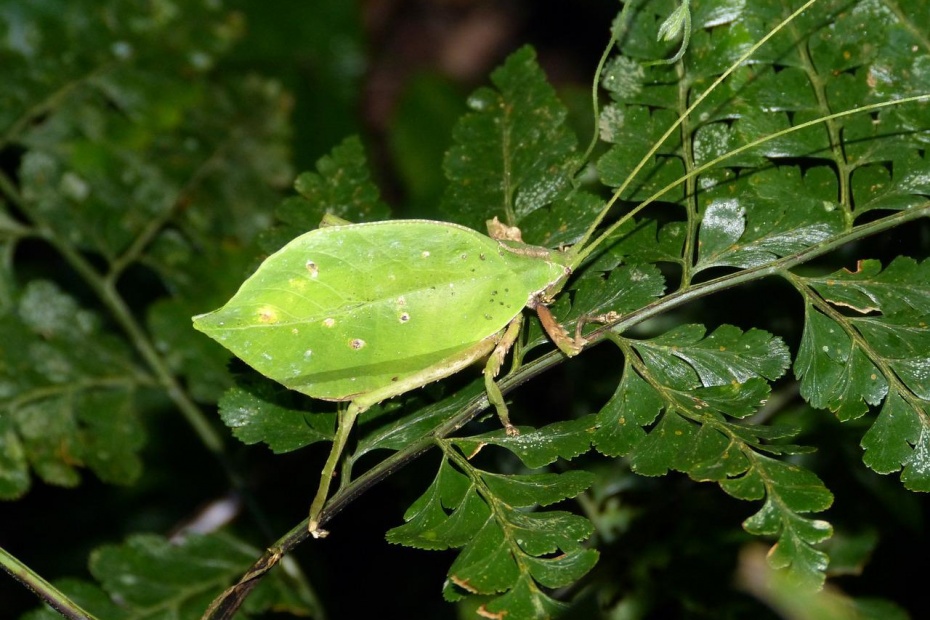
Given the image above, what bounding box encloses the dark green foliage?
[22,533,314,620]
[386,454,597,615]
[2,0,929,619]
[0,0,291,498]
[440,46,580,231]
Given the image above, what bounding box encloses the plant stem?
[570,0,821,264]
[0,546,96,620]
[570,93,930,270]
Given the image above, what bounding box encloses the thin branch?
[107,133,238,281]
[0,64,112,152]
[0,169,227,456]
[0,546,96,620]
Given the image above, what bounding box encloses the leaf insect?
[193,215,590,535]
[192,0,928,538]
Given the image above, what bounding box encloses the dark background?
[3,1,929,618]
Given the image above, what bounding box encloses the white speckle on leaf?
[701,199,746,245]
[399,312,410,323]
[599,104,625,143]
[306,260,319,277]
[323,318,336,328]
[304,350,313,358]
[601,56,644,99]
[421,251,430,258]
[350,338,366,350]
[702,0,745,27]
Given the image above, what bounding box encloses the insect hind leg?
[484,316,523,436]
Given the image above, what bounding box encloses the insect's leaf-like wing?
[194,220,565,402]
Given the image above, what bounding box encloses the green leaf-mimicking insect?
[193,218,580,533]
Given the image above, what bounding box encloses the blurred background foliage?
[1,0,928,618]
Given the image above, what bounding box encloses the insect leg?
[484,316,523,436]
[535,303,585,357]
[573,310,620,343]
[306,335,505,536]
[308,401,363,537]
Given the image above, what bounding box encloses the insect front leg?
[535,303,621,357]
[535,303,584,357]
[573,311,620,342]
[484,316,524,436]
[308,401,363,538]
